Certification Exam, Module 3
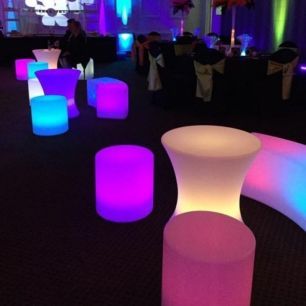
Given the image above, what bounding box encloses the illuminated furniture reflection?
[91,77,129,119]
[77,58,94,80]
[15,58,35,80]
[35,69,81,118]
[95,145,154,222]
[242,133,306,231]
[32,49,61,69]
[162,126,261,220]
[28,61,49,79]
[28,78,44,102]
[162,211,256,306]
[30,95,68,136]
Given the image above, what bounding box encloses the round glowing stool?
[28,61,49,79]
[95,145,154,222]
[35,69,81,118]
[162,126,261,220]
[162,211,256,306]
[15,58,35,80]
[30,95,69,136]
[33,49,61,69]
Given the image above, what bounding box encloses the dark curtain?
[220,0,306,60]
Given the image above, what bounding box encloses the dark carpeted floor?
[0,58,305,306]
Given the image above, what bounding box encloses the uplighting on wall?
[116,0,132,26]
[273,0,289,49]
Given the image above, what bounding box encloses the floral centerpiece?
[212,0,255,48]
[172,0,195,36]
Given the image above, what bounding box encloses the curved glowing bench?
[28,61,49,79]
[77,58,94,80]
[32,49,61,69]
[35,69,81,118]
[87,77,129,119]
[162,126,261,220]
[28,78,44,102]
[242,133,306,231]
[30,95,68,136]
[162,211,256,306]
[95,145,154,222]
[15,58,35,80]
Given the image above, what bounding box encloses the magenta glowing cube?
[15,58,35,80]
[35,69,81,118]
[95,145,154,222]
[95,77,129,119]
[162,211,256,306]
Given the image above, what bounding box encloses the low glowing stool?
[95,78,129,119]
[15,59,35,80]
[32,49,61,69]
[35,69,81,118]
[77,58,94,80]
[162,126,261,220]
[242,133,306,231]
[95,145,154,222]
[28,61,49,79]
[118,33,134,53]
[162,211,256,306]
[30,95,69,136]
[28,78,44,102]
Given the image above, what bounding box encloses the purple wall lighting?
[15,59,35,80]
[162,211,256,306]
[95,145,154,223]
[30,95,69,136]
[96,77,128,119]
[28,61,49,79]
[35,69,81,118]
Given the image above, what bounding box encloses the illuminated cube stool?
[95,78,129,119]
[35,69,81,118]
[77,58,94,80]
[162,211,256,306]
[161,126,261,220]
[95,145,154,222]
[242,133,306,231]
[28,61,49,79]
[32,49,61,69]
[28,78,44,102]
[118,33,134,53]
[30,95,69,136]
[15,58,35,80]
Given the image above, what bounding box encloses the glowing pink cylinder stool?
[33,49,61,69]
[162,211,256,306]
[35,69,81,118]
[95,77,129,119]
[95,145,154,222]
[15,58,35,80]
[162,126,261,220]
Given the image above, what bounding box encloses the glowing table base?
[33,49,61,69]
[35,69,81,118]
[28,78,44,102]
[95,145,154,222]
[162,126,261,220]
[162,211,256,306]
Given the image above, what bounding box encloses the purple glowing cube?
[95,77,129,119]
[95,145,154,222]
[35,69,81,118]
[15,58,35,80]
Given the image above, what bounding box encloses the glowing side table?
[28,61,49,79]
[32,49,61,69]
[35,69,81,118]
[15,58,35,80]
[161,126,261,220]
[95,145,154,222]
[30,95,69,136]
[162,211,256,306]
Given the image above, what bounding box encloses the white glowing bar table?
[162,211,256,306]
[32,49,61,69]
[35,69,81,118]
[162,126,261,220]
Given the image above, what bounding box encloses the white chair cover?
[148,53,165,91]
